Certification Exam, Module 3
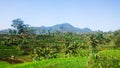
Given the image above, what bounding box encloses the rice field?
[0,57,88,68]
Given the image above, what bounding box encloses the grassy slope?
[0,61,10,68]
[0,57,88,68]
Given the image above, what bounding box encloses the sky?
[0,0,120,31]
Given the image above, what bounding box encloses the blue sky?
[0,0,120,31]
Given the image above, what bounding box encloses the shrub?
[114,35,120,48]
[88,50,120,68]
[0,46,21,59]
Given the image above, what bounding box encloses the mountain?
[0,23,92,34]
[0,29,9,34]
[33,23,92,34]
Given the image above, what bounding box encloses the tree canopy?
[11,18,34,34]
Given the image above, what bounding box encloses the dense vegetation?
[0,18,120,68]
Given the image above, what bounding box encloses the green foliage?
[9,29,17,35]
[89,32,105,53]
[114,35,120,48]
[0,46,21,59]
[1,30,120,68]
[89,50,120,68]
[11,18,24,34]
[11,18,34,34]
[65,42,80,57]
[33,46,57,61]
[79,49,90,57]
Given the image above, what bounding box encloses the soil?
[0,58,24,64]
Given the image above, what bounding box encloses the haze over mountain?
[32,23,92,34]
[0,23,92,34]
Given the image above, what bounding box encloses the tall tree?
[9,29,17,35]
[11,18,25,34]
[11,18,34,34]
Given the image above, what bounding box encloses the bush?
[88,50,120,68]
[114,35,120,48]
[0,46,21,59]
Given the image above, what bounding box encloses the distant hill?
[0,23,92,34]
[32,23,92,34]
[0,29,9,34]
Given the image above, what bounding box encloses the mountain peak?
[60,23,72,25]
[54,23,73,27]
[38,23,92,34]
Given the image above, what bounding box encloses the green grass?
[0,57,88,68]
[0,61,10,68]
